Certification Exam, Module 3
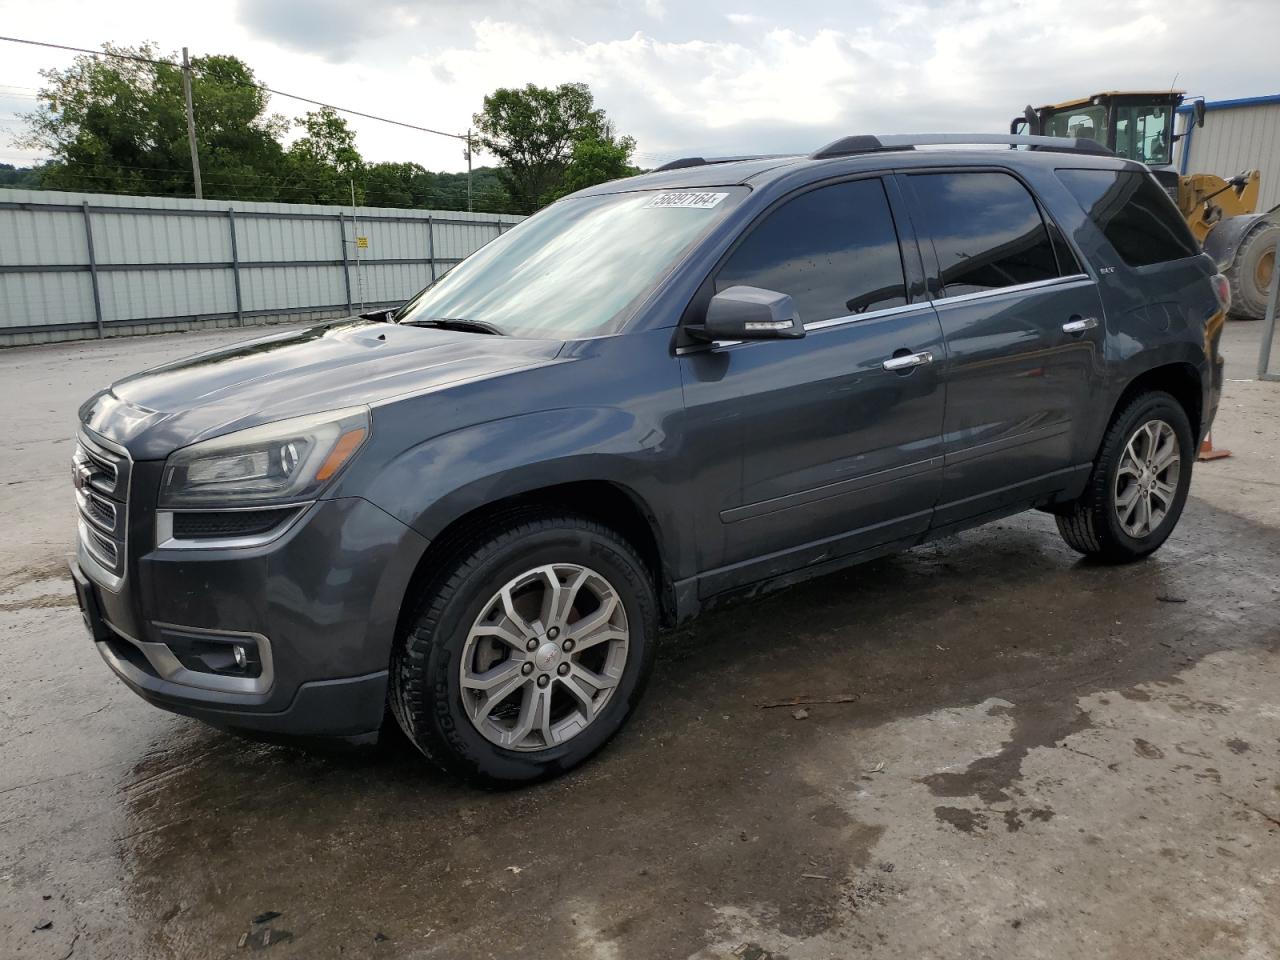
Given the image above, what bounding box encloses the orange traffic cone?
[1198,432,1231,461]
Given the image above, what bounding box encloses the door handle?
[1062,316,1099,334]
[882,350,934,372]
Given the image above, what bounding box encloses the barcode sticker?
[646,192,729,209]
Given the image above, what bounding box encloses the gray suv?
[71,134,1227,783]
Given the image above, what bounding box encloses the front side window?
[397,188,746,339]
[1056,168,1199,267]
[715,178,907,324]
[908,171,1060,297]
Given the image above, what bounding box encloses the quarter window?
[908,171,1061,297]
[716,178,907,324]
[1056,168,1199,267]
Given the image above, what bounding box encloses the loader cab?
[1012,91,1201,170]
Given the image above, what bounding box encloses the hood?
[81,319,564,459]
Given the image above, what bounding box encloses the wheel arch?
[393,479,676,644]
[1109,361,1204,444]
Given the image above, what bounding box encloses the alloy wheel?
[1114,418,1180,538]
[458,563,629,752]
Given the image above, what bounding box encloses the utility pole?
[466,128,473,212]
[181,47,202,199]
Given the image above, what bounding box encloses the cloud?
[7,0,1280,173]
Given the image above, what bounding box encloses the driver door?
[678,176,947,598]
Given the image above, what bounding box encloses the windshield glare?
[398,188,745,339]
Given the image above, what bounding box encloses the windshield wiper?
[399,317,505,336]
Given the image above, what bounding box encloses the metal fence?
[0,188,523,347]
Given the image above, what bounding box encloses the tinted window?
[909,171,1060,297]
[717,178,906,323]
[1057,168,1199,267]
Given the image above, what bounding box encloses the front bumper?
[73,494,428,738]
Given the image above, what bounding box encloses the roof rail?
[652,154,786,172]
[810,133,1114,160]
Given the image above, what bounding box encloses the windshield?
[397,187,746,339]
[1113,103,1171,165]
[1042,105,1107,143]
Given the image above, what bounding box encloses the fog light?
[156,626,263,679]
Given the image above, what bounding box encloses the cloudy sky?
[2,0,1279,172]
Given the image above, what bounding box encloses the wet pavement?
[2,322,1279,959]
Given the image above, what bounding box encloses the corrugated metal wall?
[0,188,523,346]
[1178,99,1280,211]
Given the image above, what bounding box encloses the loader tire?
[1226,220,1279,320]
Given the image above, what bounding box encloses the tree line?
[8,44,639,215]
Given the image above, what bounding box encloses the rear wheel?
[1226,221,1279,320]
[391,513,657,784]
[1056,391,1194,562]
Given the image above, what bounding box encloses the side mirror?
[688,286,804,342]
[1193,100,1206,128]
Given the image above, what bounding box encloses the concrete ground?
[2,321,1278,960]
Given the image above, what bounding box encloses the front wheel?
[1056,391,1194,562]
[391,513,657,785]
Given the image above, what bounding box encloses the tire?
[390,512,658,785]
[1226,220,1279,320]
[1055,391,1194,562]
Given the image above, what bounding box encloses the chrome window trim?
[928,273,1092,308]
[155,502,313,550]
[675,301,931,355]
[675,273,1095,355]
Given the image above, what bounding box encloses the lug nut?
[526,639,538,651]
[521,662,534,676]
[537,674,550,688]
[557,662,570,676]
[548,627,559,640]
[562,639,575,652]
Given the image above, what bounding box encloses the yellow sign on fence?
[355,236,368,249]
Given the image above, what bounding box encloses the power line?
[0,34,471,141]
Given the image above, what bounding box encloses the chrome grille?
[74,429,130,586]
[81,520,119,568]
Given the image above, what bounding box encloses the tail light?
[1211,273,1232,315]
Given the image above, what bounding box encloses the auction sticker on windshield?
[646,192,729,209]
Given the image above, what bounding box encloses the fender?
[1202,210,1277,270]
[357,405,694,580]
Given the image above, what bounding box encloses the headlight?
[159,407,370,507]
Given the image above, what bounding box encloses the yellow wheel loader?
[1013,91,1278,318]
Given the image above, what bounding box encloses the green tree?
[18,43,287,199]
[280,107,364,204]
[361,161,512,212]
[473,82,629,213]
[554,128,637,200]
[0,163,42,188]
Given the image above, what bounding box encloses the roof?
[571,133,1130,198]
[1175,93,1280,113]
[1040,90,1186,112]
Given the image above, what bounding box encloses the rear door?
[678,176,946,596]
[900,168,1107,528]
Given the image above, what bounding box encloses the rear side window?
[1056,168,1199,267]
[908,171,1061,297]
[716,178,907,323]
